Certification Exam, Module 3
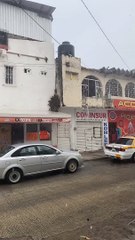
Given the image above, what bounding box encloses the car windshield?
[0,145,15,157]
[116,138,133,145]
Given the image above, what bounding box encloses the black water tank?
[58,41,75,58]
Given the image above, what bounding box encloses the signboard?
[76,110,107,121]
[109,110,135,137]
[113,99,135,110]
[0,117,71,124]
[103,121,109,145]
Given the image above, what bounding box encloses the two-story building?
[0,0,71,151]
[56,42,135,151]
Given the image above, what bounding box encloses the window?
[40,124,51,140]
[116,138,133,145]
[26,124,38,141]
[37,145,56,155]
[105,79,122,97]
[12,146,37,157]
[0,145,15,157]
[82,76,102,98]
[93,127,101,138]
[125,82,135,98]
[5,66,14,84]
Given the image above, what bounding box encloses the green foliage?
[48,93,61,112]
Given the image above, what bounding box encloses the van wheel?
[66,160,78,173]
[6,168,23,184]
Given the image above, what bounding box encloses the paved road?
[0,159,135,240]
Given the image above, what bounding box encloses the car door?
[11,146,41,174]
[36,145,64,171]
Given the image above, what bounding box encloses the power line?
[80,0,130,70]
[13,0,60,45]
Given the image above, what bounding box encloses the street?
[0,159,135,240]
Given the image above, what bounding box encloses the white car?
[0,143,83,184]
[104,136,135,162]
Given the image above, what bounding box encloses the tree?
[48,90,61,112]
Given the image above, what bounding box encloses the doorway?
[109,122,117,143]
[11,124,24,144]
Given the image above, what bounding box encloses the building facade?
[0,1,71,151]
[56,42,135,151]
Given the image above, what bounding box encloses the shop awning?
[0,112,71,124]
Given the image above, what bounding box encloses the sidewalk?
[80,149,107,161]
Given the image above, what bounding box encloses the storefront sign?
[76,111,107,121]
[103,121,109,145]
[109,110,135,138]
[0,117,71,123]
[113,99,135,110]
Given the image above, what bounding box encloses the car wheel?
[66,160,78,173]
[6,168,22,184]
[131,153,135,163]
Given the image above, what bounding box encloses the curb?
[82,156,108,162]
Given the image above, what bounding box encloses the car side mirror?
[56,150,61,155]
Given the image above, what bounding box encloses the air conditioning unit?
[0,49,7,57]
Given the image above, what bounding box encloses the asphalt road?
[0,159,135,240]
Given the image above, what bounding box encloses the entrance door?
[109,122,117,143]
[11,124,24,144]
[76,121,102,151]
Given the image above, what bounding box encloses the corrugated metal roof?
[0,0,55,20]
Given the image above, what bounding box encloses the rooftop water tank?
[58,41,75,58]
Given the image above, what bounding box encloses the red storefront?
[108,99,135,143]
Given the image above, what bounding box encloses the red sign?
[109,110,135,137]
[0,117,71,124]
[113,99,135,110]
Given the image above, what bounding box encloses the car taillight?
[119,148,125,152]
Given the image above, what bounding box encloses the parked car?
[0,143,83,184]
[104,136,135,162]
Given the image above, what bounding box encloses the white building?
[0,0,71,150]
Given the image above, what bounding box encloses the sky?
[32,0,135,71]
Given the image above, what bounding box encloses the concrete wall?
[60,55,135,108]
[0,38,55,115]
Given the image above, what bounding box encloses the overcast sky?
[32,0,135,70]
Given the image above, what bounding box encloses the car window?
[0,145,15,157]
[12,146,37,157]
[37,145,56,155]
[116,138,133,145]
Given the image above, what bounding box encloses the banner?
[109,110,135,138]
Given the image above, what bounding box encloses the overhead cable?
[80,0,130,70]
[13,0,60,45]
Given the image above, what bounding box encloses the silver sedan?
[0,144,83,184]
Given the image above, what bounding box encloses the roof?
[0,111,71,119]
[0,0,55,20]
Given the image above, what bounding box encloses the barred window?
[5,66,14,85]
[105,79,122,97]
[125,82,135,98]
[82,76,102,98]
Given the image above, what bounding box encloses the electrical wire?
[12,0,60,45]
[80,0,130,70]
